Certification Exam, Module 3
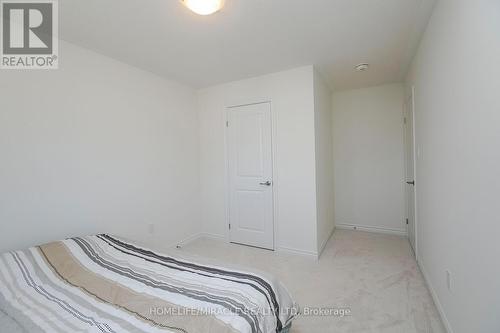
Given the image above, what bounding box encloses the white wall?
[0,41,200,253]
[198,66,320,256]
[405,1,500,332]
[332,84,406,234]
[313,70,335,253]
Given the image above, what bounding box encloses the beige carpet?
[177,229,445,333]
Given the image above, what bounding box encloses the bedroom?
[0,0,499,332]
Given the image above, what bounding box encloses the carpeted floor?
[177,229,446,333]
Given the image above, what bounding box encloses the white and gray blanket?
[0,235,298,333]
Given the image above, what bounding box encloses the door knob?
[406,181,415,185]
[259,181,272,186]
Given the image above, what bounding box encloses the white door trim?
[411,86,418,261]
[223,101,278,250]
[404,86,418,260]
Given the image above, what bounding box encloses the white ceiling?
[59,0,436,90]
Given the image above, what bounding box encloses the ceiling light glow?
[181,0,225,15]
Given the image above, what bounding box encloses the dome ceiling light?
[181,0,225,15]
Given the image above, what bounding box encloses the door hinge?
[404,117,407,124]
[226,121,229,127]
[406,218,409,225]
[229,223,231,230]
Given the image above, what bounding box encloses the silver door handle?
[259,181,272,186]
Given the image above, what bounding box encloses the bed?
[0,234,298,333]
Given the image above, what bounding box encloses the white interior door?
[227,102,274,250]
[404,91,416,254]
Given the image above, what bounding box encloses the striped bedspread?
[0,235,298,333]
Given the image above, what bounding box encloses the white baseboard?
[317,226,335,258]
[175,232,226,248]
[174,233,202,248]
[276,246,319,259]
[200,232,226,241]
[177,232,320,259]
[278,225,335,260]
[417,259,454,333]
[336,223,407,236]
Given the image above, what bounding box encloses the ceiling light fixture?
[355,63,370,72]
[181,0,225,15]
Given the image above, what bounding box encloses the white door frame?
[403,86,418,260]
[223,101,278,250]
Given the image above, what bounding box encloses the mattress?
[0,234,298,333]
